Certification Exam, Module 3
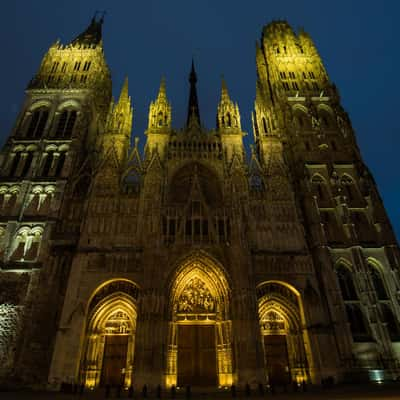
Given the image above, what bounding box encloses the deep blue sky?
[0,1,399,240]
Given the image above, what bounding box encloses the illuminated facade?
[0,17,400,389]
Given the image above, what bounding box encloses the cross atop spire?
[186,59,201,129]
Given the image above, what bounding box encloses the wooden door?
[178,325,217,386]
[263,335,290,386]
[101,335,128,386]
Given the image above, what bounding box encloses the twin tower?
[0,17,399,390]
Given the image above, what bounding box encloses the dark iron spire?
[186,59,201,128]
[71,13,105,47]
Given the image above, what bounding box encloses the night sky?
[0,1,398,240]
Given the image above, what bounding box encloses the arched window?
[336,265,358,301]
[26,108,49,138]
[226,113,232,127]
[55,152,67,177]
[56,110,77,138]
[158,111,163,127]
[345,304,371,342]
[8,151,33,177]
[310,174,330,204]
[8,152,22,176]
[341,175,357,202]
[41,152,54,177]
[368,264,389,300]
[21,152,33,177]
[294,108,310,130]
[318,108,335,129]
[10,226,43,262]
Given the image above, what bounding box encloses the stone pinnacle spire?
[118,77,130,103]
[157,76,167,101]
[186,59,201,128]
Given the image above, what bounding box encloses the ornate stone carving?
[175,277,216,313]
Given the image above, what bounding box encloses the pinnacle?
[118,77,130,103]
[220,77,230,102]
[157,76,167,101]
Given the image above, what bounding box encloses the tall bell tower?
[0,16,112,383]
[254,20,400,380]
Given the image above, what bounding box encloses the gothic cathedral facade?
[0,18,399,389]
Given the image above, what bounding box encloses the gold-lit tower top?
[105,77,133,138]
[216,78,241,132]
[147,77,172,131]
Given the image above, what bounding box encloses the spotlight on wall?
[368,369,384,384]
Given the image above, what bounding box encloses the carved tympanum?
[176,277,216,313]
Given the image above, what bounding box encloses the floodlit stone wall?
[0,304,23,378]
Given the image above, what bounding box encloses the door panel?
[263,335,290,386]
[101,335,128,386]
[178,325,216,386]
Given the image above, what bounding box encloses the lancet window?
[368,264,389,300]
[9,226,44,262]
[55,110,77,138]
[40,150,67,177]
[26,108,49,138]
[8,150,34,177]
[310,174,330,204]
[0,186,20,210]
[336,263,372,342]
[25,185,55,213]
[336,265,358,301]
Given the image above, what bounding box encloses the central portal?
[178,325,217,386]
[167,257,233,387]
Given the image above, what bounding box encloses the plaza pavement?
[1,383,400,400]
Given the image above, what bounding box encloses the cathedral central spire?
[186,60,201,128]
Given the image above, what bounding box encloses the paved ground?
[1,383,400,400]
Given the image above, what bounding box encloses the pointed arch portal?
[257,281,313,386]
[80,280,139,388]
[166,254,232,387]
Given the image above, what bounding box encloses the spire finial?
[99,10,107,24]
[190,58,197,83]
[220,75,230,101]
[186,59,201,128]
[119,77,129,102]
[157,76,167,100]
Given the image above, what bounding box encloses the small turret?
[99,78,133,163]
[144,77,172,160]
[216,79,241,132]
[105,77,133,138]
[147,77,172,131]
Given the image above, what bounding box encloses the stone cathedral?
[0,17,399,390]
